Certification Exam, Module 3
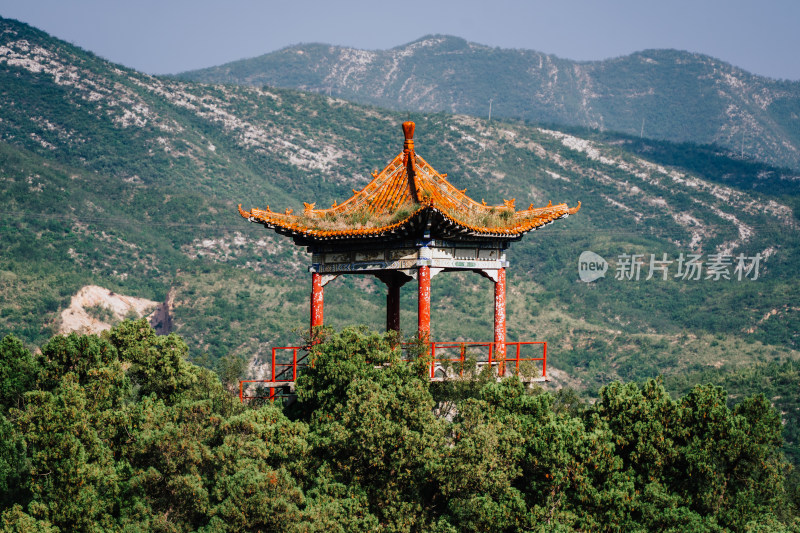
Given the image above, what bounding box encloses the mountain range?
[0,16,798,456]
[179,35,800,171]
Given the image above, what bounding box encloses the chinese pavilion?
[238,121,579,387]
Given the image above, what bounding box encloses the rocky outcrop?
[59,285,172,335]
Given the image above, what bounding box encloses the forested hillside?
[179,35,800,170]
[0,324,797,531]
[0,15,799,460]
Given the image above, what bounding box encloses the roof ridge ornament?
[402,121,421,203]
[402,121,415,151]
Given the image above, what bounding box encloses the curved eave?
[239,203,428,242]
[436,201,581,238]
[238,201,581,243]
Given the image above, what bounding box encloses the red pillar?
[418,265,431,339]
[494,267,507,375]
[387,283,401,332]
[311,272,324,334]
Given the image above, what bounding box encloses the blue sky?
[1,0,798,80]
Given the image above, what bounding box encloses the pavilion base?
[239,340,548,403]
[241,374,550,403]
[428,376,549,384]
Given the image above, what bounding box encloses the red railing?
[421,341,547,381]
[239,341,547,402]
[239,346,309,402]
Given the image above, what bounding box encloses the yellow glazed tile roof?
[239,121,580,241]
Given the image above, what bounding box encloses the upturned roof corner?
[239,121,580,244]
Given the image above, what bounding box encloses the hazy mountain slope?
[1,16,798,397]
[180,35,800,171]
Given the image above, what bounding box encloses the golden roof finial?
[402,121,415,152]
[402,121,421,202]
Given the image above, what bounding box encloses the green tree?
[0,322,795,531]
[107,319,196,403]
[36,333,123,397]
[678,386,788,530]
[0,413,27,507]
[0,335,38,410]
[0,504,59,533]
[296,326,445,531]
[205,407,309,531]
[14,376,119,531]
[587,379,719,531]
[433,395,527,532]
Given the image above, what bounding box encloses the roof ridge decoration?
[402,121,422,204]
[239,122,580,243]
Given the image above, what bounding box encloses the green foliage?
[0,325,797,530]
[36,334,125,399]
[0,335,37,410]
[435,394,527,531]
[215,351,248,390]
[390,205,414,224]
[296,327,444,529]
[107,319,195,402]
[678,387,786,528]
[0,414,26,505]
[0,504,59,533]
[15,376,119,531]
[587,381,792,531]
[664,360,800,490]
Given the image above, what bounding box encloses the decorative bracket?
[320,274,339,286]
[479,269,501,283]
